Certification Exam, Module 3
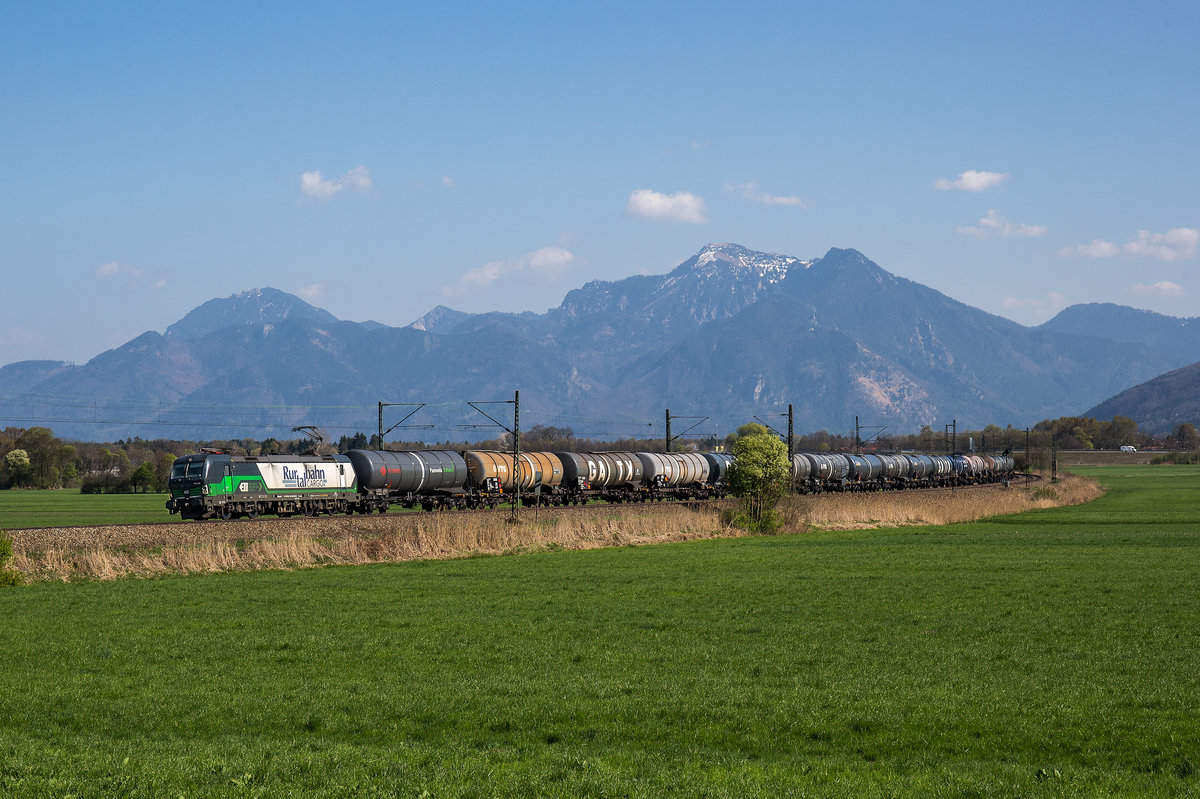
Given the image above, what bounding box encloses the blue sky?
[2,0,1197,367]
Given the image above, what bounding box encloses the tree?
[726,432,790,533]
[153,452,176,492]
[521,425,575,451]
[130,461,156,493]
[337,433,369,453]
[5,449,31,487]
[1174,423,1200,452]
[9,428,75,488]
[1103,416,1139,450]
[725,423,769,449]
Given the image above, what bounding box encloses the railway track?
[8,478,1032,555]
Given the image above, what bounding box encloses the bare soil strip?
[8,475,1100,582]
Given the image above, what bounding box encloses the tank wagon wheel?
[303,504,317,518]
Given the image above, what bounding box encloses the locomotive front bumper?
[166,496,209,516]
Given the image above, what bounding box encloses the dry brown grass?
[793,473,1102,530]
[10,505,737,583]
[9,475,1100,583]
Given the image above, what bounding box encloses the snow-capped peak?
[686,243,810,283]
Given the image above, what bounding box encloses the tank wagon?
[167,446,1016,520]
[788,452,1015,493]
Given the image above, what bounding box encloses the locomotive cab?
[165,453,227,519]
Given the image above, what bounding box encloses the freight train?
[166,447,1015,521]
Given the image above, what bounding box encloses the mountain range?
[1,244,1197,441]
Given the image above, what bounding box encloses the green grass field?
[0,488,181,529]
[0,466,1197,797]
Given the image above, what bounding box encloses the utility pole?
[855,415,887,453]
[665,409,709,453]
[377,402,430,447]
[945,419,957,491]
[464,391,521,522]
[513,390,520,520]
[787,404,794,462]
[1025,427,1031,483]
[1052,434,1058,483]
[943,420,957,455]
[752,405,794,460]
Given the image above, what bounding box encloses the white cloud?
[1001,291,1067,318]
[725,181,804,208]
[152,278,168,290]
[299,166,373,201]
[1123,228,1199,261]
[294,283,327,301]
[441,175,455,188]
[442,246,576,296]
[95,261,142,279]
[625,189,708,224]
[935,170,1009,192]
[957,209,1048,239]
[1060,240,1121,259]
[1060,228,1198,261]
[1130,280,1185,297]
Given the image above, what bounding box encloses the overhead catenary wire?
[0,390,801,443]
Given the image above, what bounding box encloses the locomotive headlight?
[202,485,210,495]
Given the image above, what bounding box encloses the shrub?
[80,474,135,494]
[721,507,783,535]
[1151,452,1200,465]
[0,535,23,587]
[726,432,790,533]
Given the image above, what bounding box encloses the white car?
[1120,445,1137,452]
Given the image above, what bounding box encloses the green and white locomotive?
[166,450,361,520]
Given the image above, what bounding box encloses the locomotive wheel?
[221,506,234,521]
[247,504,260,520]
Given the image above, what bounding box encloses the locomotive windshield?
[170,460,205,480]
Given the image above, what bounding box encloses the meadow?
[0,466,1197,797]
[0,488,183,529]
